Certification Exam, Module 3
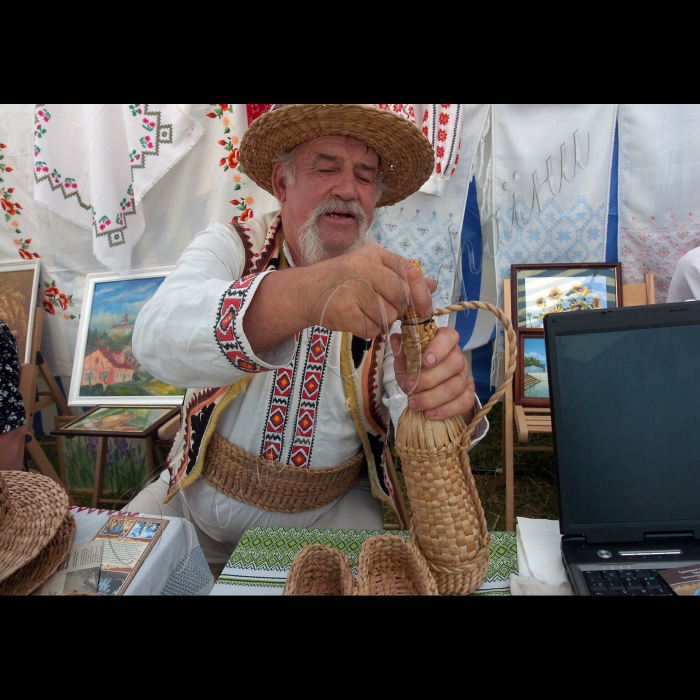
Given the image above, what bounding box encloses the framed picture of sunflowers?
[511,263,622,406]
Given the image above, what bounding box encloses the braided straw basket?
[0,513,76,596]
[357,534,438,596]
[283,544,357,596]
[395,299,516,596]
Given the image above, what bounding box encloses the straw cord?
[433,300,517,439]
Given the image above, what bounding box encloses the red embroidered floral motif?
[1,142,25,239]
[43,280,76,319]
[437,129,448,142]
[207,105,255,225]
[438,112,450,126]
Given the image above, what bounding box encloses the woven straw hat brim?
[0,471,69,583]
[0,512,76,596]
[239,104,435,208]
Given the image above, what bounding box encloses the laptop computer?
[544,299,700,595]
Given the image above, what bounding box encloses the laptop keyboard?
[583,569,675,595]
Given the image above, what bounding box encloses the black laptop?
[544,299,700,596]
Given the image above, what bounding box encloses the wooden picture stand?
[19,311,73,499]
[54,408,180,508]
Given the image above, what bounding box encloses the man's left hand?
[391,326,476,422]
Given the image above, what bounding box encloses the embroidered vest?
[163,212,400,517]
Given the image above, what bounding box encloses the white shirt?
[667,246,700,302]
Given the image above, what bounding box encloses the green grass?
[382,400,558,530]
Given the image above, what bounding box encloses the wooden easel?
[19,310,73,497]
[54,408,179,508]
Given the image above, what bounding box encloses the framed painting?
[52,405,179,438]
[512,263,622,330]
[511,263,622,406]
[68,267,186,407]
[515,331,551,406]
[0,259,41,364]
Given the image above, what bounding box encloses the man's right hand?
[245,244,436,353]
[305,244,435,338]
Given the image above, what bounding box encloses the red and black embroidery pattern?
[214,275,264,373]
[260,339,301,462]
[286,327,332,468]
[232,217,281,277]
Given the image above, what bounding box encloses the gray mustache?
[313,199,367,227]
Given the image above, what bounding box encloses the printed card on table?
[93,516,168,595]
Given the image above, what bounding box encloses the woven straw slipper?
[283,544,357,596]
[357,534,439,596]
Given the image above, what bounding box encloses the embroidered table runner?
[212,525,517,595]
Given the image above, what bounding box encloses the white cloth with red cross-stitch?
[617,104,700,302]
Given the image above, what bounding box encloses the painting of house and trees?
[69,270,185,406]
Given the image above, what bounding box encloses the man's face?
[272,135,380,265]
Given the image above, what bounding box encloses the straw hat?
[239,104,435,208]
[0,470,72,595]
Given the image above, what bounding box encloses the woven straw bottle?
[395,266,491,596]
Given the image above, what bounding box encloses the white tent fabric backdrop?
[0,104,480,404]
[617,103,700,301]
[3,103,700,419]
[473,104,618,387]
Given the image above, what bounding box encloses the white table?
[70,506,214,596]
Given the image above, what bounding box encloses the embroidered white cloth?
[69,506,214,595]
[618,104,700,302]
[370,105,490,310]
[32,104,203,275]
[0,104,278,380]
[478,104,618,385]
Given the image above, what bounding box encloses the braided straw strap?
[433,299,517,444]
[283,544,357,596]
[202,433,364,513]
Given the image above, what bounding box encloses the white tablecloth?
[69,506,214,596]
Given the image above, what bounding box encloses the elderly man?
[129,104,486,574]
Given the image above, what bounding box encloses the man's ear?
[271,162,287,203]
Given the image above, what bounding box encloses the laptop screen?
[545,302,700,542]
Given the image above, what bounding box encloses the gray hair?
[271,145,385,206]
